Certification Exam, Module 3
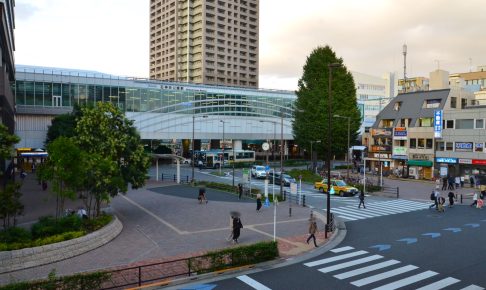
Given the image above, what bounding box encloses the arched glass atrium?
[13,65,297,149]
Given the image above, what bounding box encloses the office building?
[0,0,15,181]
[149,0,259,88]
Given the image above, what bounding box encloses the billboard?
[392,146,407,156]
[455,142,473,152]
[371,128,392,137]
[393,127,407,140]
[434,110,443,138]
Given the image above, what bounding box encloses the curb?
[0,216,123,274]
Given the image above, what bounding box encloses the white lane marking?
[416,277,461,290]
[331,208,378,218]
[333,207,383,217]
[334,260,401,280]
[331,246,354,253]
[460,286,485,290]
[351,265,418,287]
[338,215,358,221]
[372,270,438,290]
[304,250,368,267]
[120,195,183,234]
[327,210,364,220]
[237,275,272,290]
[319,255,383,273]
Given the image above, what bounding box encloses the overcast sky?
[15,0,486,91]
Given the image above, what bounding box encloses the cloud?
[15,1,40,21]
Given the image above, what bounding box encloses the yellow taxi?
[314,179,359,197]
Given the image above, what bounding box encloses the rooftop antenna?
[469,57,472,72]
[403,44,407,93]
[434,59,440,70]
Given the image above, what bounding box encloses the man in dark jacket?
[358,191,366,209]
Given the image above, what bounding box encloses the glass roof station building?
[13,65,296,155]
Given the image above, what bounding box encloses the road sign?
[265,165,270,171]
[264,197,270,207]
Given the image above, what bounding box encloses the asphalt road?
[171,206,486,290]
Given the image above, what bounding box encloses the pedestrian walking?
[306,213,318,247]
[238,183,243,200]
[198,186,208,204]
[460,176,465,188]
[448,191,455,208]
[470,176,475,188]
[358,191,366,209]
[448,176,454,190]
[198,160,203,171]
[471,192,478,207]
[256,193,262,211]
[232,215,243,243]
[429,190,439,209]
[442,177,448,190]
[437,197,446,213]
[455,176,461,189]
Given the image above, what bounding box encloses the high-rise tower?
[149,0,259,88]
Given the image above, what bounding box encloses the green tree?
[37,137,87,219]
[0,182,23,229]
[293,46,361,160]
[0,123,20,179]
[45,104,85,145]
[75,102,150,216]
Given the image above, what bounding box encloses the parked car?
[314,179,358,197]
[251,165,267,179]
[173,158,191,164]
[268,172,296,186]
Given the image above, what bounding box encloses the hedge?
[0,270,111,290]
[188,241,279,274]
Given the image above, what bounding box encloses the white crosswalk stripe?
[306,246,484,289]
[326,199,429,221]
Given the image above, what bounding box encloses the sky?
[15,0,486,91]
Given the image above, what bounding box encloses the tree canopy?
[74,102,150,215]
[293,45,361,160]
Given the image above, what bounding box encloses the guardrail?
[160,173,191,183]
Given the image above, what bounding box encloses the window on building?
[418,118,433,127]
[475,119,484,129]
[426,139,433,149]
[423,99,441,108]
[381,119,394,128]
[436,141,444,151]
[418,138,425,149]
[456,119,474,129]
[410,138,416,149]
[394,102,402,111]
[446,142,453,151]
[445,120,454,129]
[450,97,457,108]
[461,98,467,109]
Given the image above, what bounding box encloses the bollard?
[302,195,306,207]
[397,187,399,199]
[289,207,292,217]
[173,174,176,182]
[460,194,463,204]
[186,176,189,183]
[161,173,164,181]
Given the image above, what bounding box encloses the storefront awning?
[407,160,433,167]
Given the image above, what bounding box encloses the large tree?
[75,102,150,216]
[293,46,361,160]
[37,137,87,219]
[45,104,84,146]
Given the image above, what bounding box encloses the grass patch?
[286,169,322,183]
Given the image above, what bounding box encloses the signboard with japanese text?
[472,159,486,165]
[459,159,472,164]
[436,157,457,164]
[434,110,443,138]
[371,128,392,137]
[455,142,473,152]
[393,127,407,140]
[392,146,407,156]
[475,143,484,152]
[371,145,392,152]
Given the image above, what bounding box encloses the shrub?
[82,214,112,232]
[189,241,278,274]
[0,227,31,244]
[31,215,84,239]
[286,169,322,183]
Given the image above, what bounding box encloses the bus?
[192,149,255,168]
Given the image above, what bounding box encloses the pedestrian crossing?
[304,246,484,290]
[326,199,430,221]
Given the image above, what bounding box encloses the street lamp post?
[326,63,341,238]
[220,120,225,175]
[310,140,321,174]
[280,111,284,198]
[191,115,207,183]
[334,115,351,180]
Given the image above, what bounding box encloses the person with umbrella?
[231,211,243,244]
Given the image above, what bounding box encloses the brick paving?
[0,175,329,286]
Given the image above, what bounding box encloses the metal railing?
[159,173,190,183]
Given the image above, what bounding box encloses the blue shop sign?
[434,110,442,138]
[436,157,457,164]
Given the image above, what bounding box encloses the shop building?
[363,88,475,180]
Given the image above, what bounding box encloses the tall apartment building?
[149,0,259,88]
